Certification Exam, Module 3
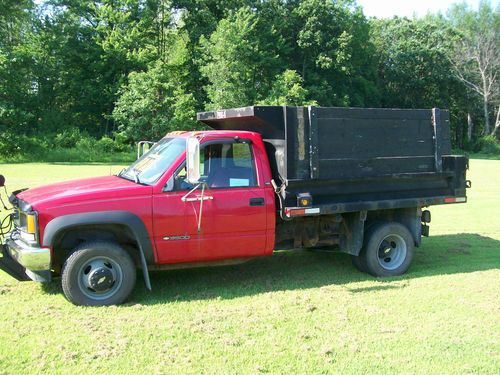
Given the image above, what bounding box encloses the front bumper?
[0,238,51,282]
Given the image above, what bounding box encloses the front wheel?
[357,222,414,277]
[61,241,136,306]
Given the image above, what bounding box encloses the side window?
[205,142,257,188]
[171,141,257,191]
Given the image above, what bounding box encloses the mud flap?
[339,211,367,256]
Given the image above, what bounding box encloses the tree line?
[0,0,498,157]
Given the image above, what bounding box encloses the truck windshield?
[119,137,186,185]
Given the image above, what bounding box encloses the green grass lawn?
[0,160,499,374]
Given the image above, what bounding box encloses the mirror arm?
[179,182,208,233]
[181,183,202,202]
[197,183,206,233]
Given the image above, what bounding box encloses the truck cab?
[1,130,276,305]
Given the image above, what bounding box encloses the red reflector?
[444,197,456,203]
[290,209,306,216]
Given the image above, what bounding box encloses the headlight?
[16,210,38,244]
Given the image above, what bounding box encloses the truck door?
[153,139,270,264]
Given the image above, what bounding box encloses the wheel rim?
[376,234,407,271]
[77,256,123,301]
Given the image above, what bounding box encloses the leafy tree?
[113,32,197,141]
[261,69,315,106]
[92,0,172,66]
[169,0,257,107]
[372,17,460,109]
[291,0,378,106]
[200,6,283,109]
[26,0,178,137]
[0,0,37,137]
[1,0,497,154]
[447,1,499,135]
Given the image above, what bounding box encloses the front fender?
[42,211,154,290]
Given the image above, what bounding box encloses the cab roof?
[165,129,261,140]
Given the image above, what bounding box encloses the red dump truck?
[0,106,469,305]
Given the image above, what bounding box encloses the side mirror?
[186,137,200,184]
[163,176,174,192]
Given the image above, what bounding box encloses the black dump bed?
[198,106,468,213]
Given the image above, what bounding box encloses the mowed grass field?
[0,160,499,374]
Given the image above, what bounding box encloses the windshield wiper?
[117,169,148,185]
[116,169,134,182]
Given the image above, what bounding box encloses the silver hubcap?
[77,256,123,300]
[377,234,407,270]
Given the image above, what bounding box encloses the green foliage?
[292,0,378,106]
[37,146,135,163]
[371,17,459,109]
[446,1,499,135]
[53,128,84,149]
[0,131,134,163]
[474,135,500,154]
[113,32,198,141]
[0,132,47,157]
[261,69,315,106]
[200,7,279,109]
[0,0,498,160]
[0,0,37,137]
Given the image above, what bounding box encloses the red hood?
[17,175,152,210]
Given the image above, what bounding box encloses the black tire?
[61,241,136,306]
[351,254,368,273]
[359,222,414,277]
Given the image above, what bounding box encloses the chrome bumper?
[5,238,51,271]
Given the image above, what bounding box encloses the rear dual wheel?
[351,222,414,277]
[61,241,136,306]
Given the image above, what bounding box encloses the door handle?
[249,197,265,206]
[182,196,213,202]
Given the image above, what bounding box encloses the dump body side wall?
[311,107,451,179]
[198,106,467,214]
